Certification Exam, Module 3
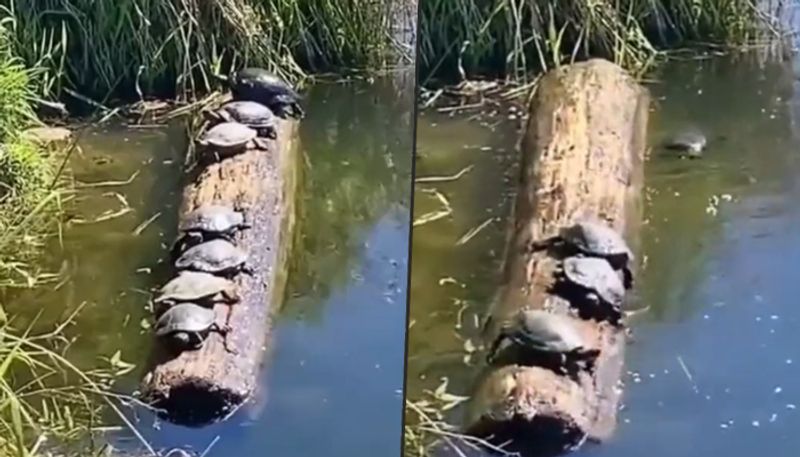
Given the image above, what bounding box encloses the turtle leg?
[291,102,305,119]
[221,287,241,304]
[253,137,271,150]
[266,126,278,140]
[486,333,508,364]
[526,236,559,254]
[240,264,256,277]
[169,331,191,349]
[622,267,634,290]
[212,323,238,355]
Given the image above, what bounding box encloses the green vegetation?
[419,0,782,83]
[3,0,404,102]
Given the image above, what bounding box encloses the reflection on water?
[407,55,800,456]
[3,74,413,456]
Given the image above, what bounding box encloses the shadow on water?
[2,73,413,456]
[406,54,800,456]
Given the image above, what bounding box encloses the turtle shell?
[665,129,707,153]
[199,122,256,149]
[560,221,633,263]
[508,310,585,353]
[155,271,235,304]
[175,239,247,274]
[218,101,276,128]
[560,256,624,307]
[180,205,245,234]
[231,68,298,100]
[155,303,215,335]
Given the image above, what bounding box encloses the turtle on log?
[229,67,304,119]
[174,239,253,277]
[529,220,634,289]
[553,256,625,324]
[487,309,600,374]
[170,204,251,258]
[154,271,240,309]
[155,303,235,353]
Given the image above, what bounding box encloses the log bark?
[139,115,299,426]
[464,59,648,453]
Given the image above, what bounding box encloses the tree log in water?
[465,59,648,454]
[139,114,299,426]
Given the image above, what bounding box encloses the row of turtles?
[149,68,304,354]
[486,220,635,376]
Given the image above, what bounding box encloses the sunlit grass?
[2,0,404,102]
[419,0,783,83]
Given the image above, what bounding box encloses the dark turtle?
[197,122,268,161]
[171,205,250,257]
[230,67,304,119]
[664,129,706,158]
[554,256,625,322]
[155,303,235,353]
[174,239,253,277]
[487,310,600,371]
[154,271,240,308]
[205,101,278,139]
[531,220,634,288]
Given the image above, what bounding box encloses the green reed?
[419,0,783,83]
[3,0,402,102]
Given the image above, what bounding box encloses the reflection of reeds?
[3,0,408,101]
[419,0,782,82]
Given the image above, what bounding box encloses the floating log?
[139,104,299,426]
[465,59,648,453]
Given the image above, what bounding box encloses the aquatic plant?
[2,0,406,102]
[419,0,784,83]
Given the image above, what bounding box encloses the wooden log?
[464,59,648,453]
[139,114,299,426]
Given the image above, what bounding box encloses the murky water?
[407,55,800,456]
[5,75,413,456]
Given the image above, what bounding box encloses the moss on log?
[139,115,299,426]
[465,59,648,453]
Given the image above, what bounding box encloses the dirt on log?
[139,116,299,426]
[465,59,648,454]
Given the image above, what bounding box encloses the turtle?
[530,220,634,289]
[664,128,707,158]
[154,271,240,308]
[230,67,304,119]
[170,205,251,257]
[174,239,253,277]
[554,256,625,322]
[196,122,268,161]
[205,101,278,139]
[486,309,600,371]
[155,303,235,353]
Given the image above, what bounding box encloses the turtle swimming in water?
[487,309,600,372]
[171,205,251,257]
[230,67,304,119]
[154,271,240,309]
[530,220,634,289]
[155,302,235,353]
[174,239,253,277]
[196,122,269,162]
[205,101,278,139]
[664,128,707,158]
[554,256,625,323]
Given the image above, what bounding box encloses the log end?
[466,365,590,455]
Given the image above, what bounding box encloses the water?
[6,75,413,456]
[406,54,800,457]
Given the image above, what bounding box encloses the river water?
[5,75,413,456]
[406,54,800,457]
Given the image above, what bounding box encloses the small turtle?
[154,271,240,308]
[175,239,253,277]
[230,67,304,119]
[530,220,634,288]
[196,122,268,161]
[205,101,278,139]
[664,129,707,158]
[487,310,600,370]
[171,205,251,257]
[155,303,235,353]
[554,256,625,321]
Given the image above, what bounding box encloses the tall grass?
[419,0,782,83]
[3,0,404,102]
